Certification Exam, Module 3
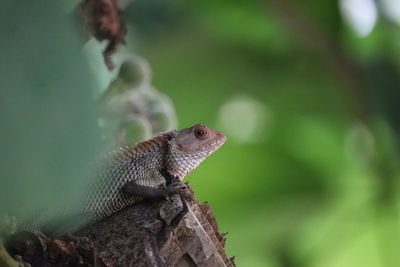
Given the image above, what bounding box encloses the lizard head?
[167,124,227,179]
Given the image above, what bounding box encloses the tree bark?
[4,188,235,267]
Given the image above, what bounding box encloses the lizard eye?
[194,126,208,139]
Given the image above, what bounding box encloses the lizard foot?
[165,183,194,202]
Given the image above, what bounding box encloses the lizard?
[1,124,226,262]
[1,124,226,235]
[62,123,227,225]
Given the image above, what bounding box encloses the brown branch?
[5,188,235,267]
[81,0,127,70]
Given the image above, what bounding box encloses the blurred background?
[1,0,400,266]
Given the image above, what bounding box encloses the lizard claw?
[165,183,187,194]
[165,183,194,201]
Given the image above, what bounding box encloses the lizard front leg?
[122,180,187,199]
[160,169,194,201]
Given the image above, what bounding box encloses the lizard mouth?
[201,134,227,151]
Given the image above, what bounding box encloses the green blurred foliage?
[99,55,178,147]
[0,0,100,220]
[1,0,399,266]
[126,0,400,266]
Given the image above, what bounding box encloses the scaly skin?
[76,124,227,222]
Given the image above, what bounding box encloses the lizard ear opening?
[169,139,184,152]
[174,143,183,151]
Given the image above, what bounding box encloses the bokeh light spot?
[345,122,375,164]
[217,96,272,143]
[380,0,400,25]
[339,0,378,37]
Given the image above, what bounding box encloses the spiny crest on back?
[110,130,177,164]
